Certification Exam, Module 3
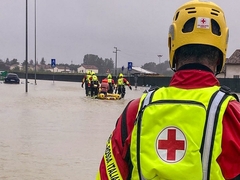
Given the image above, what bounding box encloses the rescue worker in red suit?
[99,82,109,96]
[96,1,240,179]
[116,73,132,98]
[81,70,91,96]
[101,74,115,94]
[101,78,108,83]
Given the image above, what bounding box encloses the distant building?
[56,65,70,73]
[225,49,240,78]
[77,65,98,74]
[132,67,157,74]
[45,65,70,73]
[217,49,240,78]
[122,66,157,75]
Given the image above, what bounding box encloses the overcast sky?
[1,0,240,68]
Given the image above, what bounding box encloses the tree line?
[0,54,173,75]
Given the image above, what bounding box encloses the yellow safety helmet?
[107,74,112,79]
[91,72,95,75]
[119,73,123,78]
[168,0,228,73]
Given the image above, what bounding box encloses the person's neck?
[177,63,214,73]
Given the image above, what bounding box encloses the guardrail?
[11,71,240,93]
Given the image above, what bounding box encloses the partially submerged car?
[4,73,20,84]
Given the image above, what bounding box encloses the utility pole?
[157,54,163,64]
[25,0,28,92]
[113,47,120,77]
[34,0,37,85]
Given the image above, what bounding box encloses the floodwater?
[0,79,145,180]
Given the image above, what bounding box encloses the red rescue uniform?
[96,65,240,180]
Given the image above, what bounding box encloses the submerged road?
[0,79,145,179]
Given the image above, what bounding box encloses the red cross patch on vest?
[156,126,187,163]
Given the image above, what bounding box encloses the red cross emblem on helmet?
[201,18,206,24]
[156,126,187,163]
[197,17,210,29]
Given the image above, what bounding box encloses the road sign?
[51,59,56,68]
[128,62,132,71]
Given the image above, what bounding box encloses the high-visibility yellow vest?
[118,78,124,85]
[86,74,91,82]
[130,86,236,180]
[92,75,98,82]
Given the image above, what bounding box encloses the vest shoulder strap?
[220,85,239,101]
[139,87,158,110]
[201,88,229,180]
[202,85,239,180]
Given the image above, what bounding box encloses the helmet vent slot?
[211,12,219,16]
[212,9,220,13]
[175,12,179,21]
[185,7,195,10]
[211,19,221,36]
[186,7,196,14]
[182,17,195,33]
[188,11,196,14]
[211,9,220,16]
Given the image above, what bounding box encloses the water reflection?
[0,79,145,179]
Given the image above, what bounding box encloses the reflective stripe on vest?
[202,90,228,180]
[103,135,123,180]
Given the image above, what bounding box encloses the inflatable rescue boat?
[97,93,121,100]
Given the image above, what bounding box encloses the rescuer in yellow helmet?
[116,73,132,98]
[106,73,115,94]
[81,70,92,96]
[96,1,240,179]
[168,0,228,74]
[89,72,99,97]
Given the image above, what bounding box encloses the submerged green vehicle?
[0,71,7,81]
